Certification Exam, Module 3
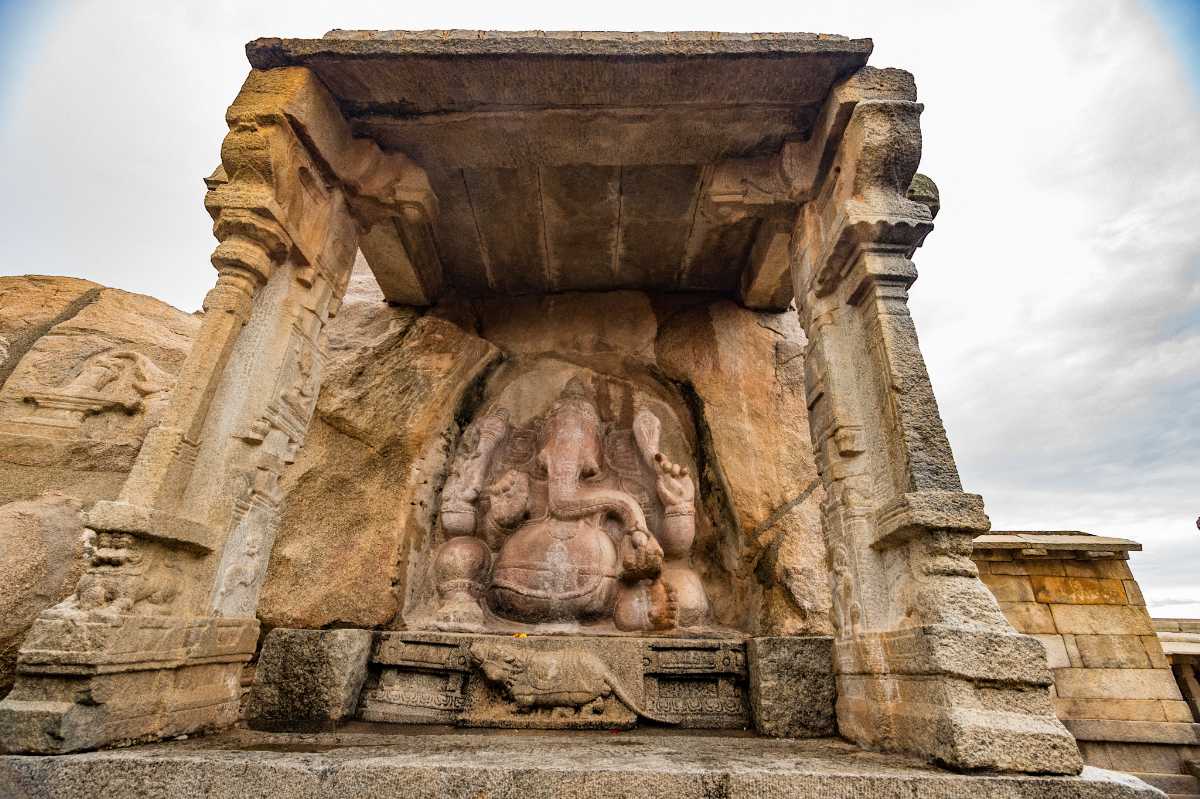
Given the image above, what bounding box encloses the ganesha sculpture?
[430,377,710,633]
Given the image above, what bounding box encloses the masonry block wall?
[974,533,1200,797]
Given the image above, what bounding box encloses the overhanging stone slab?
[241,31,875,301]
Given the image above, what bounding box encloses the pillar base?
[0,613,256,754]
[835,626,1084,774]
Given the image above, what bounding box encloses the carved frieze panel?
[642,640,749,728]
[353,632,752,731]
[0,349,173,440]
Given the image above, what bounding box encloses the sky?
[0,1,1197,615]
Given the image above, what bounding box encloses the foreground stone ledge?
[0,728,1163,799]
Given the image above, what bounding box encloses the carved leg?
[660,563,709,628]
[614,579,678,632]
[432,536,490,631]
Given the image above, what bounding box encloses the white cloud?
[0,0,1195,613]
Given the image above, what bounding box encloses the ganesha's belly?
[490,518,618,622]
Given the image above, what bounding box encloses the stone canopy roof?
[243,30,874,304]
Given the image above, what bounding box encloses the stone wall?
[1157,618,1200,729]
[974,533,1200,796]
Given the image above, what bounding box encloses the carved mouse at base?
[468,641,679,725]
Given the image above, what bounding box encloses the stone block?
[1123,580,1145,606]
[1056,697,1192,722]
[0,726,1169,799]
[1140,635,1170,669]
[1049,605,1155,636]
[980,573,1035,603]
[360,632,750,731]
[988,559,1066,577]
[1054,668,1184,701]
[246,629,372,730]
[1064,634,1084,667]
[1097,740,1189,775]
[748,636,835,738]
[1074,635,1155,669]
[1031,576,1128,605]
[1063,559,1133,580]
[999,601,1058,634]
[1034,634,1071,669]
[1126,772,1200,796]
[1063,718,1200,745]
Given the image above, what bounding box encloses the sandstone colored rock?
[656,299,831,636]
[0,278,200,702]
[975,533,1198,791]
[246,629,372,730]
[0,276,101,381]
[258,263,500,630]
[0,495,87,697]
[0,30,1091,777]
[0,279,200,506]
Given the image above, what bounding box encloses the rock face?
[379,290,830,636]
[256,268,501,630]
[656,298,829,634]
[261,276,830,638]
[0,276,200,505]
[0,276,201,697]
[0,495,88,696]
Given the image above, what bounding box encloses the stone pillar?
[791,70,1082,773]
[0,67,438,753]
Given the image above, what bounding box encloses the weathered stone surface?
[0,729,1163,799]
[748,636,836,737]
[0,278,200,705]
[0,279,200,505]
[258,264,500,630]
[357,632,748,731]
[0,495,87,698]
[0,276,100,380]
[975,536,1199,787]
[0,29,1127,778]
[246,629,372,729]
[656,299,830,636]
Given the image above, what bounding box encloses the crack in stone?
[0,285,104,391]
[751,479,821,540]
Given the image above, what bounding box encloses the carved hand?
[620,527,664,581]
[653,453,695,511]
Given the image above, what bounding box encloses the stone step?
[0,728,1168,799]
[1129,772,1200,796]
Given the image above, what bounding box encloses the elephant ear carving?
[632,409,661,470]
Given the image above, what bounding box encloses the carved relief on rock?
[2,349,173,438]
[429,376,711,634]
[44,530,180,620]
[469,641,677,723]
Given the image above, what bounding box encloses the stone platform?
[0,726,1164,799]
